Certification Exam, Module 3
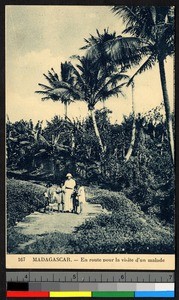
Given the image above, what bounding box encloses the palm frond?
[38,83,52,91]
[127,54,157,86]
[112,6,144,33]
[43,73,57,88]
[41,96,52,101]
[95,81,126,103]
[70,63,87,89]
[35,90,49,95]
[104,36,144,67]
[70,55,81,60]
[61,61,72,82]
[97,83,125,101]
[51,68,59,81]
[95,73,128,98]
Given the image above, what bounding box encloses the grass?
[7,181,174,254]
[7,227,34,253]
[21,232,71,254]
[66,187,174,254]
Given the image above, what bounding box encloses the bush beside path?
[7,179,174,254]
[7,179,108,253]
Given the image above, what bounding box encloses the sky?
[6,5,174,126]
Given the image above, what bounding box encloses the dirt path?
[14,202,108,251]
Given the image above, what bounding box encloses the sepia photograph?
[6,5,175,258]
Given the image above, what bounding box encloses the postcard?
[6,4,175,270]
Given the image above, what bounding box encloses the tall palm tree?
[125,81,136,161]
[82,29,146,159]
[37,56,128,153]
[81,29,118,109]
[35,62,77,119]
[73,56,128,152]
[83,8,174,163]
[110,6,175,163]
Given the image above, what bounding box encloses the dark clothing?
[72,190,79,213]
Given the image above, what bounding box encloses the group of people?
[44,173,86,214]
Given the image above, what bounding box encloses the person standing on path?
[55,183,65,212]
[72,184,79,213]
[77,185,86,214]
[45,183,56,213]
[64,173,76,212]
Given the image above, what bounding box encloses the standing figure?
[77,185,86,214]
[64,173,76,212]
[55,183,65,212]
[72,184,79,213]
[45,183,56,213]
[44,184,50,213]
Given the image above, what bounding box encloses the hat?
[66,173,72,177]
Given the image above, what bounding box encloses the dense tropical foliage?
[7,105,174,224]
[7,6,175,254]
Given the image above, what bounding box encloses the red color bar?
[7,291,49,298]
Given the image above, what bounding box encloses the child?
[44,183,51,213]
[77,185,86,214]
[71,184,79,214]
[45,183,56,213]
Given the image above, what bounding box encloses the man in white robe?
[64,173,76,212]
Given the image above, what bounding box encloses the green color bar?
[92,291,135,298]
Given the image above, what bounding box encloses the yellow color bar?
[50,291,92,297]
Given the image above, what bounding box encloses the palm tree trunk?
[125,82,136,161]
[64,103,68,119]
[71,132,75,155]
[90,109,105,153]
[158,58,174,164]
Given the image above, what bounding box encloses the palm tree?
[83,8,174,163]
[37,56,127,153]
[70,56,128,153]
[82,29,145,159]
[81,29,125,110]
[35,62,77,119]
[110,6,175,163]
[125,81,136,161]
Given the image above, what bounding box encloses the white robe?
[78,186,86,203]
[64,178,76,211]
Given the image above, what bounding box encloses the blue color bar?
[135,291,174,297]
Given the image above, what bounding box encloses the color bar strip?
[50,291,92,297]
[155,283,174,291]
[135,291,175,297]
[92,291,134,297]
[7,291,49,298]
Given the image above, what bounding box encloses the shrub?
[66,189,174,254]
[85,186,143,214]
[67,212,174,254]
[7,227,33,253]
[7,179,46,227]
[23,232,71,254]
